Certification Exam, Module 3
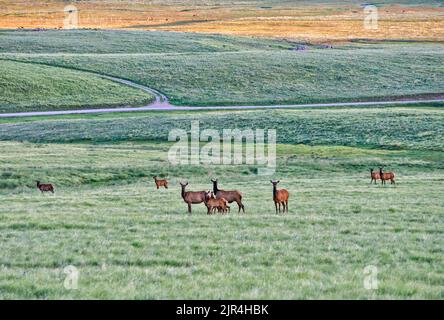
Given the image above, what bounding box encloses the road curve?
[99,74,170,106]
[1,75,443,118]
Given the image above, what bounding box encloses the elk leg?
[275,202,278,214]
[188,203,192,213]
[286,200,289,213]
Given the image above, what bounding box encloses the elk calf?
[204,191,230,215]
[211,179,245,213]
[271,180,289,214]
[153,176,168,189]
[36,180,54,194]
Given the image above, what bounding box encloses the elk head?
[270,180,280,186]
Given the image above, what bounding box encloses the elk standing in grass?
[35,180,54,194]
[153,176,168,189]
[204,191,230,215]
[180,182,206,213]
[271,180,289,214]
[379,167,395,185]
[370,168,380,184]
[211,179,245,213]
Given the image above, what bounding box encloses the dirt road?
[1,74,442,118]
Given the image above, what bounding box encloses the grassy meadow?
[1,30,444,109]
[0,107,443,299]
[0,59,153,113]
[0,11,443,300]
[1,1,443,42]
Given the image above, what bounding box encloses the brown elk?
[271,180,289,214]
[204,191,230,215]
[211,179,245,213]
[35,181,54,194]
[370,168,380,184]
[379,167,395,185]
[180,182,206,213]
[153,176,168,189]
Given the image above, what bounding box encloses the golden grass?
[0,1,443,42]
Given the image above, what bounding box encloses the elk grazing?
[204,191,230,215]
[271,180,289,214]
[35,180,54,194]
[179,182,206,213]
[370,168,380,184]
[379,167,395,185]
[211,179,245,213]
[153,176,168,189]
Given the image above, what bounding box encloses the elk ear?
[277,180,280,184]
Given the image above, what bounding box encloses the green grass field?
[0,23,443,300]
[1,30,443,110]
[0,59,154,113]
[0,106,442,299]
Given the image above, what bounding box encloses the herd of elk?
[35,180,54,194]
[370,168,395,185]
[35,167,397,213]
[153,176,168,189]
[271,180,289,214]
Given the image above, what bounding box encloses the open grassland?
[1,30,443,109]
[0,1,443,42]
[0,60,153,113]
[0,106,443,299]
[1,107,443,151]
